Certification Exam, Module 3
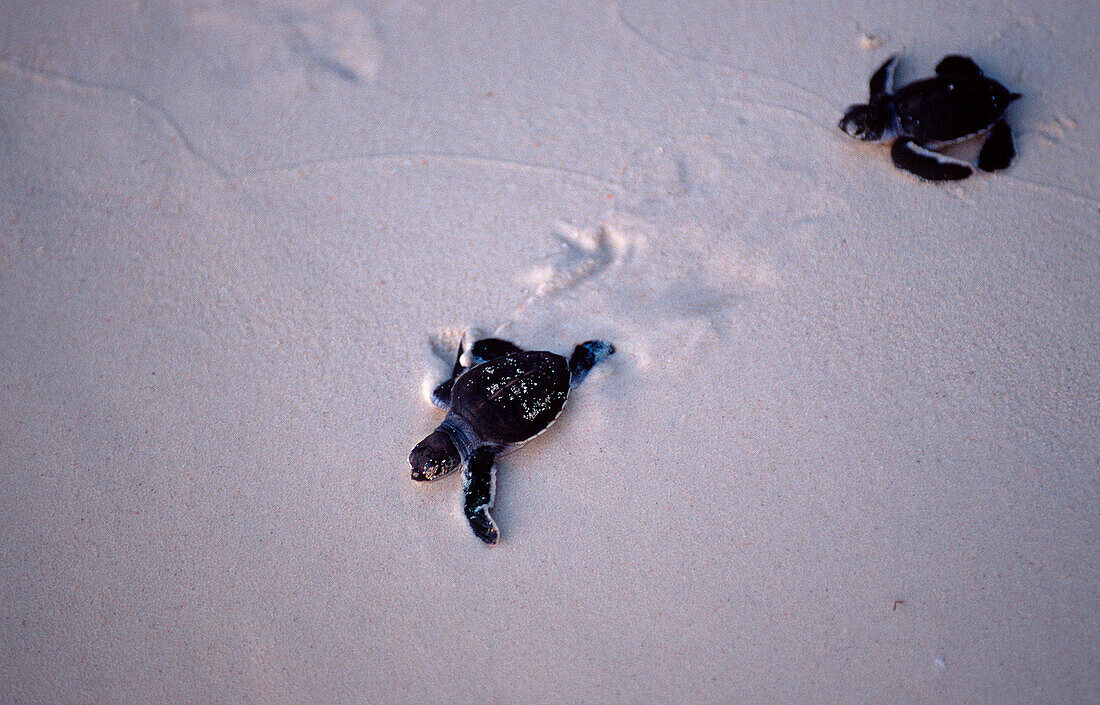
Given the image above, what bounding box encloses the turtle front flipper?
[429,338,467,408]
[977,119,1016,172]
[432,337,525,408]
[568,340,616,388]
[463,445,500,544]
[891,138,973,181]
[869,54,899,101]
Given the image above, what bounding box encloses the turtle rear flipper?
[467,338,525,366]
[977,119,1016,172]
[568,340,616,388]
[463,446,499,544]
[891,138,973,181]
[935,55,983,77]
[432,337,525,408]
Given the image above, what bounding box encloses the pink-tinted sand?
[1,1,1097,703]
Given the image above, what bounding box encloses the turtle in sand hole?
[839,54,1021,181]
[410,336,615,544]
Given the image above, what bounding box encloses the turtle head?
[839,103,889,141]
[410,430,461,481]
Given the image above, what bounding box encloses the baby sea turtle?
[839,54,1021,181]
[410,336,615,544]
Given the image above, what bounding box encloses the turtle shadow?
[661,279,745,332]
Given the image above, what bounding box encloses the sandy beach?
[1,1,1097,702]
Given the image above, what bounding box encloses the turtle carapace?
[839,54,1021,181]
[410,336,615,544]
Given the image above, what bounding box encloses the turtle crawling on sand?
[839,54,1021,181]
[410,336,615,544]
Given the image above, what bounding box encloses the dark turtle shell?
[893,74,1017,145]
[450,351,570,445]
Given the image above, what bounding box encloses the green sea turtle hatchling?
[839,54,1021,181]
[410,336,615,544]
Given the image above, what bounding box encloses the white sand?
[1,1,1097,702]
